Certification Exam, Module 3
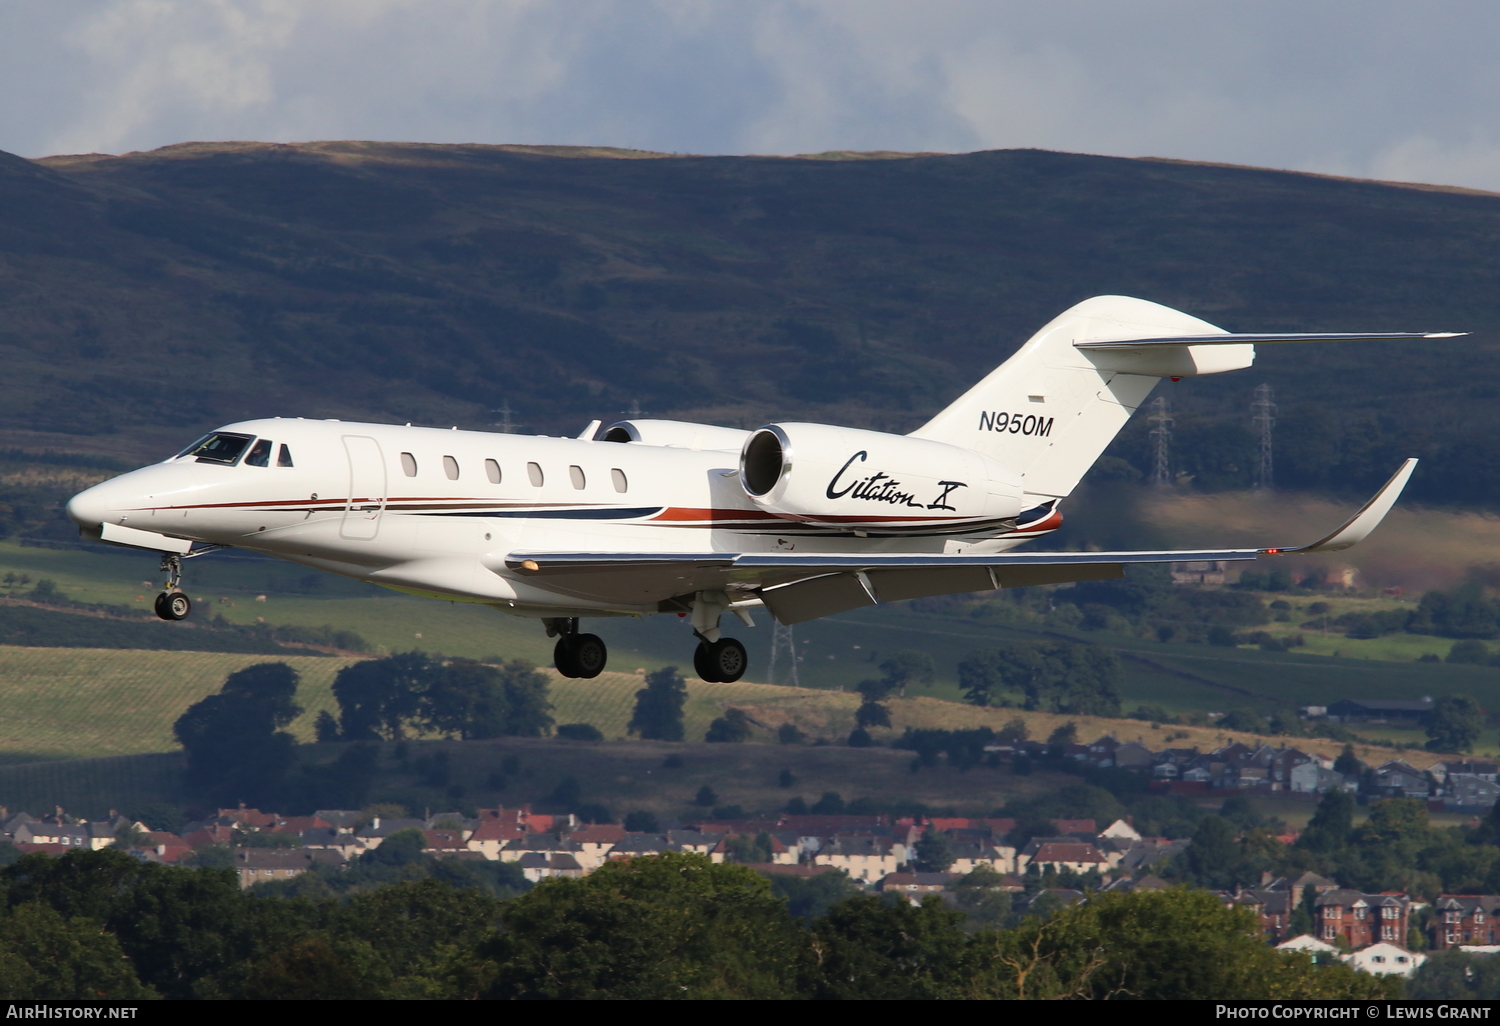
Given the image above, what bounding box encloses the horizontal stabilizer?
[1076,331,1464,350]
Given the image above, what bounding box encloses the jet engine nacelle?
[739,423,1024,533]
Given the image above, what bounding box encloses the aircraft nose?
[65,483,111,529]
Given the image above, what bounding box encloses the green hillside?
[1,142,1499,504]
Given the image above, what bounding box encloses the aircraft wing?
[503,459,1417,624]
[1075,332,1464,350]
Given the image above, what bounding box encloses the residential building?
[516,852,585,882]
[1343,943,1425,977]
[1431,896,1500,948]
[812,836,902,882]
[1291,763,1351,794]
[1371,761,1431,800]
[1326,698,1433,725]
[1315,891,1411,948]
[1445,775,1500,811]
[1019,839,1111,875]
[232,849,344,889]
[878,872,955,895]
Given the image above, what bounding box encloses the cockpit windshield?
[175,432,255,466]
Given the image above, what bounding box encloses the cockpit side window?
[277,444,294,468]
[245,439,273,467]
[179,432,255,466]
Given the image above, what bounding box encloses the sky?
[4,1,1500,190]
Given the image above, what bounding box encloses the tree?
[693,786,717,807]
[811,792,845,814]
[913,828,955,872]
[969,888,1396,999]
[173,662,303,806]
[628,666,687,741]
[847,727,873,747]
[1047,721,1078,747]
[777,723,805,744]
[809,895,970,999]
[332,651,435,741]
[314,710,341,742]
[421,658,510,739]
[487,853,806,999]
[958,649,1009,707]
[1428,693,1485,752]
[1333,744,1362,777]
[705,707,752,743]
[854,697,891,729]
[556,722,604,741]
[624,810,659,832]
[496,660,555,737]
[878,650,935,697]
[997,717,1029,744]
[1183,815,1242,889]
[0,902,155,999]
[969,641,1121,716]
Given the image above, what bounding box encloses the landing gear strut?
[546,617,608,679]
[687,590,749,683]
[153,554,190,621]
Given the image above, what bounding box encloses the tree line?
[0,847,1395,1000]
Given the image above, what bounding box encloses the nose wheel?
[694,637,747,683]
[153,553,190,621]
[154,591,191,621]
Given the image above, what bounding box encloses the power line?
[1147,396,1173,486]
[1252,383,1276,489]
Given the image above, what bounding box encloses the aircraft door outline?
[341,435,387,540]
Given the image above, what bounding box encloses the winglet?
[1262,458,1417,555]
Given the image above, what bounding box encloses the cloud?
[3,0,1500,191]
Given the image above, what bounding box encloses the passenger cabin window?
[400,452,418,477]
[527,462,544,487]
[611,468,628,493]
[179,432,254,466]
[569,465,586,489]
[443,455,460,480]
[277,444,294,468]
[245,439,272,467]
[484,458,501,484]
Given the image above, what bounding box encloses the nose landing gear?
[545,617,608,679]
[153,554,190,621]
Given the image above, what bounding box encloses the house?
[299,828,366,860]
[1326,698,1433,725]
[182,824,236,849]
[267,815,332,836]
[422,829,469,854]
[466,818,528,860]
[569,824,628,869]
[1083,736,1121,767]
[1276,935,1339,955]
[314,810,365,831]
[878,872,955,894]
[232,849,344,889]
[607,834,672,861]
[1172,560,1226,585]
[1343,943,1425,978]
[812,836,902,882]
[1431,895,1500,948]
[948,842,1015,875]
[1445,775,1500,811]
[515,852,585,882]
[1099,819,1142,841]
[668,830,726,860]
[1290,763,1351,795]
[1223,887,1297,942]
[1433,761,1500,784]
[217,806,280,830]
[1372,761,1431,800]
[1114,743,1155,771]
[1114,838,1187,874]
[500,833,588,865]
[132,831,191,863]
[10,821,114,850]
[1315,891,1411,948]
[353,817,428,848]
[712,833,799,866]
[1019,840,1112,875]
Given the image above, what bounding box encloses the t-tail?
[909,295,1461,504]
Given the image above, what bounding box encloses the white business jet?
[65,296,1453,683]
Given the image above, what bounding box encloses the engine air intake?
[741,428,788,496]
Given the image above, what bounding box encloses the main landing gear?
[687,590,750,683]
[153,554,190,622]
[546,618,608,679]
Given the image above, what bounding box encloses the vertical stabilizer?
[910,296,1249,500]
